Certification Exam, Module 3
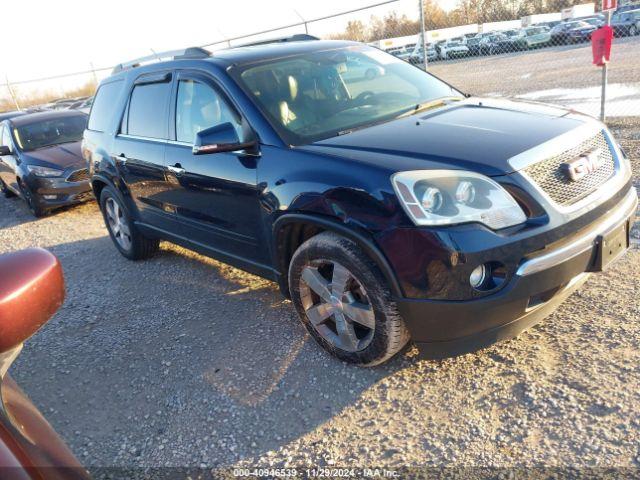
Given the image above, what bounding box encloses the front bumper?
[25,175,92,210]
[395,187,637,359]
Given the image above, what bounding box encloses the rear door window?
[88,80,123,132]
[126,80,171,139]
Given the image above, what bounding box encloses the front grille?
[523,132,615,207]
[66,168,89,183]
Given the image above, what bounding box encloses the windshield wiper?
[396,96,463,119]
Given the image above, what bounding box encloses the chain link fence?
[2,0,639,118]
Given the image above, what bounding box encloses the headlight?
[391,170,527,229]
[27,165,63,177]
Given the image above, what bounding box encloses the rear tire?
[288,232,410,366]
[99,186,159,260]
[0,179,16,198]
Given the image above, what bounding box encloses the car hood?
[22,142,84,170]
[301,98,589,176]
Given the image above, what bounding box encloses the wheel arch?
[272,213,403,299]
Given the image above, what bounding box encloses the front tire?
[289,232,410,366]
[99,186,159,260]
[19,181,46,217]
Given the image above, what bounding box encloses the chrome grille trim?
[523,132,614,206]
[509,122,631,217]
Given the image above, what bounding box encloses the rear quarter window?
[88,80,124,132]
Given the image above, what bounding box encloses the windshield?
[13,115,86,152]
[233,46,461,145]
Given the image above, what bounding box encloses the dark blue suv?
[83,38,635,365]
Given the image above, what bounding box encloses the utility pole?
[419,0,428,70]
[90,62,99,88]
[4,76,20,111]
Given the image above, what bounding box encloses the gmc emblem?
[561,149,603,182]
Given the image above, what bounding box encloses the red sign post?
[595,1,617,121]
[592,26,614,66]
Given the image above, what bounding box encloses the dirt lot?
[1,49,640,477]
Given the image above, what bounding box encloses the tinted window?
[127,81,171,139]
[88,80,123,132]
[235,46,459,145]
[175,80,241,143]
[13,115,87,152]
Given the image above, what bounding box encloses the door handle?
[167,164,185,175]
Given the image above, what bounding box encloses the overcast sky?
[0,0,456,91]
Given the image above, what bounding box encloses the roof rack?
[234,34,319,48]
[112,47,210,74]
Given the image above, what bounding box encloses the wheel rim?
[105,197,132,251]
[299,260,375,352]
[20,182,36,213]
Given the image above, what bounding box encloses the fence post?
[90,62,99,87]
[419,0,428,70]
[293,9,309,35]
[4,76,20,111]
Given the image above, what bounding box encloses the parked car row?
[404,10,639,64]
[25,95,93,115]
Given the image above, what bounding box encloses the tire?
[0,179,16,198]
[18,181,46,217]
[288,231,410,366]
[99,185,159,260]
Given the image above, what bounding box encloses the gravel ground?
[1,67,640,477]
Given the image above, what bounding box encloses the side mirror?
[0,249,64,358]
[0,145,11,156]
[192,122,257,155]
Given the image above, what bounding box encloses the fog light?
[43,195,57,200]
[470,264,487,288]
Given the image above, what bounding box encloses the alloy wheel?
[105,197,132,251]
[299,260,375,352]
[20,182,38,214]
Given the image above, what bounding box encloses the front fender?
[272,213,404,298]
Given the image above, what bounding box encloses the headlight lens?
[392,170,527,229]
[27,165,63,177]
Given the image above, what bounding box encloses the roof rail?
[111,47,210,74]
[234,34,320,48]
